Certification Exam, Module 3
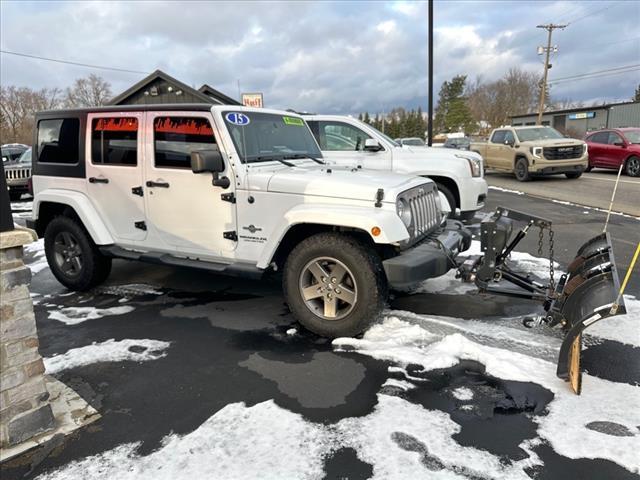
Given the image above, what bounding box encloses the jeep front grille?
[402,185,441,243]
[543,145,583,160]
[4,168,31,180]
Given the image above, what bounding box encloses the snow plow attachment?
[551,233,626,394]
[459,208,629,394]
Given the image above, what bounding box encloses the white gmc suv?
[305,115,488,220]
[29,105,471,338]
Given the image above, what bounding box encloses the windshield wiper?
[281,153,326,164]
[248,155,295,167]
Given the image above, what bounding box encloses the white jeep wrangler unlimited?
[29,105,471,338]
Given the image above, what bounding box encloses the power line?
[550,64,640,82]
[564,1,625,25]
[0,50,149,75]
[550,67,640,85]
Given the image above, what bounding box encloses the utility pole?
[536,23,567,125]
[427,0,433,146]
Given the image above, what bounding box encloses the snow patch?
[489,185,525,195]
[334,320,640,473]
[585,295,640,347]
[44,339,170,374]
[451,387,474,401]
[35,400,330,480]
[48,306,135,325]
[23,238,48,274]
[286,328,298,336]
[551,199,640,220]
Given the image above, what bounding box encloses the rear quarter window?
[37,118,80,164]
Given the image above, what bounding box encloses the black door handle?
[89,177,109,184]
[146,180,170,188]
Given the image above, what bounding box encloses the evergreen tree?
[634,84,640,103]
[434,75,475,134]
[358,113,363,121]
[363,111,371,124]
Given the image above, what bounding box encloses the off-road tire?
[435,183,456,218]
[514,157,531,182]
[565,171,582,179]
[625,156,640,177]
[283,232,387,338]
[44,216,112,291]
[9,190,23,202]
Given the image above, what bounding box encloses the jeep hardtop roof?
[37,103,214,116]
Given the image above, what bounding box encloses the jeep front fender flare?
[34,189,114,245]
[257,204,408,269]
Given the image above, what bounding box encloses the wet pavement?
[2,190,639,479]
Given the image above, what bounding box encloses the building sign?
[242,93,264,108]
[569,112,596,120]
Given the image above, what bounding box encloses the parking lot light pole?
[427,0,433,146]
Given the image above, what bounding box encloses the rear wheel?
[625,156,640,177]
[514,157,531,182]
[283,233,386,338]
[44,216,112,290]
[565,171,582,179]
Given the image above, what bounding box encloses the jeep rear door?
[142,112,237,258]
[86,113,147,242]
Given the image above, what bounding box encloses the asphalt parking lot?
[3,188,639,480]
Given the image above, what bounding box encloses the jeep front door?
[308,120,392,169]
[143,113,237,258]
[86,113,147,243]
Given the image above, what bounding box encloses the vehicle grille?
[402,185,441,242]
[4,168,31,180]
[543,145,583,160]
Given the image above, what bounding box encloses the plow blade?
[552,233,626,394]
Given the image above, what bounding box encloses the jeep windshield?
[223,111,322,164]
[515,127,565,142]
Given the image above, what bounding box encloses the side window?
[608,132,623,145]
[91,117,138,166]
[503,131,515,144]
[154,117,216,169]
[490,130,506,144]
[37,118,80,164]
[590,132,608,144]
[318,122,372,151]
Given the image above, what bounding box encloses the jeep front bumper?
[383,220,472,289]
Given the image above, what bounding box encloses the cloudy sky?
[1,0,638,114]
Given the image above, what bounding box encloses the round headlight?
[396,198,412,227]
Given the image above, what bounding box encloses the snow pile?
[334,321,640,473]
[585,295,640,347]
[48,306,135,325]
[451,387,474,401]
[24,238,49,274]
[35,400,331,480]
[44,339,170,374]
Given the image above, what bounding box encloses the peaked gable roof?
[198,84,241,106]
[109,69,240,106]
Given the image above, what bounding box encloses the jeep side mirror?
[364,139,382,152]
[191,149,230,189]
[191,149,224,173]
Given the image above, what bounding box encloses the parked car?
[443,137,471,150]
[395,137,426,147]
[1,144,29,163]
[29,104,472,339]
[470,126,588,181]
[306,115,487,220]
[4,147,32,201]
[584,128,640,177]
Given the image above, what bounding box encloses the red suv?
[584,128,640,177]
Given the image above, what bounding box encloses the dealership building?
[510,101,640,138]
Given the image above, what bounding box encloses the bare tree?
[0,86,62,144]
[466,68,540,132]
[65,74,112,107]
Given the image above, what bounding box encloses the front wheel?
[514,157,531,182]
[565,171,582,179]
[283,233,387,338]
[44,216,112,290]
[625,156,640,177]
[435,183,456,218]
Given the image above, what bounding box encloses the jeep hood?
[263,165,427,202]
